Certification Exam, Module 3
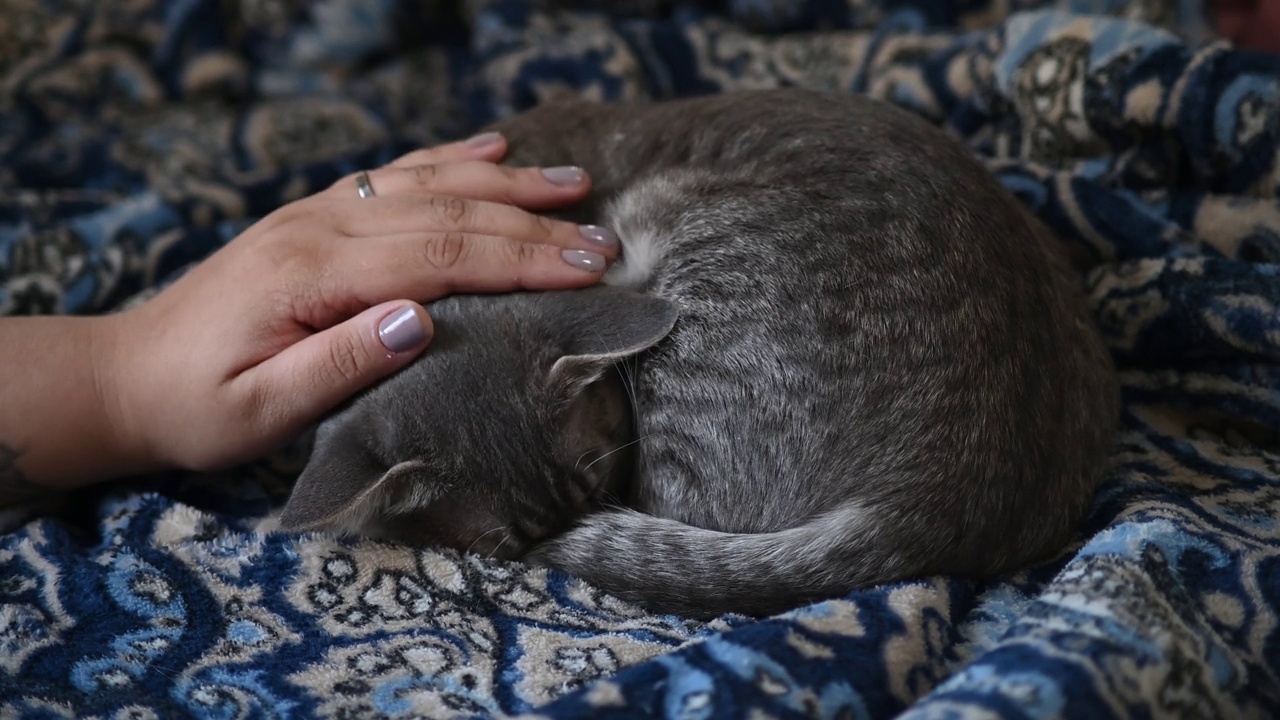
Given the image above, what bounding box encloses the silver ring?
[355,170,376,199]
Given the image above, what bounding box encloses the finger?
[385,132,507,168]
[242,301,434,433]
[329,232,609,304]
[1208,0,1257,41]
[342,160,592,211]
[330,194,620,257]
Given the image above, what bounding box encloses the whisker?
[569,329,641,479]
[573,448,595,473]
[583,433,651,474]
[589,329,620,356]
[465,525,507,555]
[587,328,640,414]
[614,357,643,474]
[488,532,512,560]
[618,358,640,424]
[578,330,650,491]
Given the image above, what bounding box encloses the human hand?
[97,133,619,474]
[1210,0,1280,54]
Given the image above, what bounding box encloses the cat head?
[277,285,678,559]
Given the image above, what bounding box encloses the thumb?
[250,301,434,428]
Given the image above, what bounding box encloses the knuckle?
[502,166,534,196]
[411,163,440,187]
[249,203,303,241]
[295,272,345,328]
[515,240,542,265]
[235,379,275,439]
[285,200,345,237]
[244,232,339,326]
[325,333,367,386]
[428,195,470,226]
[248,230,312,275]
[283,238,325,279]
[422,232,469,270]
[329,173,371,206]
[532,213,558,239]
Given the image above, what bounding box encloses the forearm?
[0,314,148,503]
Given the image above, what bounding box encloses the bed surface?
[2,1,1280,718]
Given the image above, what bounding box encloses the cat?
[278,88,1120,619]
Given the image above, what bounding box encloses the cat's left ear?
[547,286,678,391]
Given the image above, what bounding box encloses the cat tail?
[525,503,921,619]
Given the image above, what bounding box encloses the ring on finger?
[355,170,376,199]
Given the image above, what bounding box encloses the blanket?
[3,0,1280,717]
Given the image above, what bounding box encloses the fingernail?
[464,131,502,148]
[378,306,427,353]
[541,166,585,186]
[578,225,619,249]
[561,249,606,272]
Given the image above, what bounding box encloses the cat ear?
[548,287,678,390]
[279,436,426,532]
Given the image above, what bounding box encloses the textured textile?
[3,1,1280,718]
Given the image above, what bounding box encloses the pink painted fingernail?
[542,166,585,186]
[464,131,502,148]
[378,306,428,353]
[561,249,606,272]
[578,225,619,249]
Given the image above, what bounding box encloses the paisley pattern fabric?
[3,0,1280,717]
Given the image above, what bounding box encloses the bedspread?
[3,1,1280,718]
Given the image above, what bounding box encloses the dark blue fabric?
[2,1,1279,718]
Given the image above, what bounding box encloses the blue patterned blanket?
[3,1,1280,718]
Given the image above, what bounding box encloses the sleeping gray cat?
[278,88,1120,619]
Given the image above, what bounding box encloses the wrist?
[88,310,165,479]
[0,312,163,495]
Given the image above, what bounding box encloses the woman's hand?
[2,133,619,489]
[1211,0,1280,54]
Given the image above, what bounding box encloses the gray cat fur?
[279,88,1120,619]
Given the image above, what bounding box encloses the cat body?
[280,88,1119,619]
